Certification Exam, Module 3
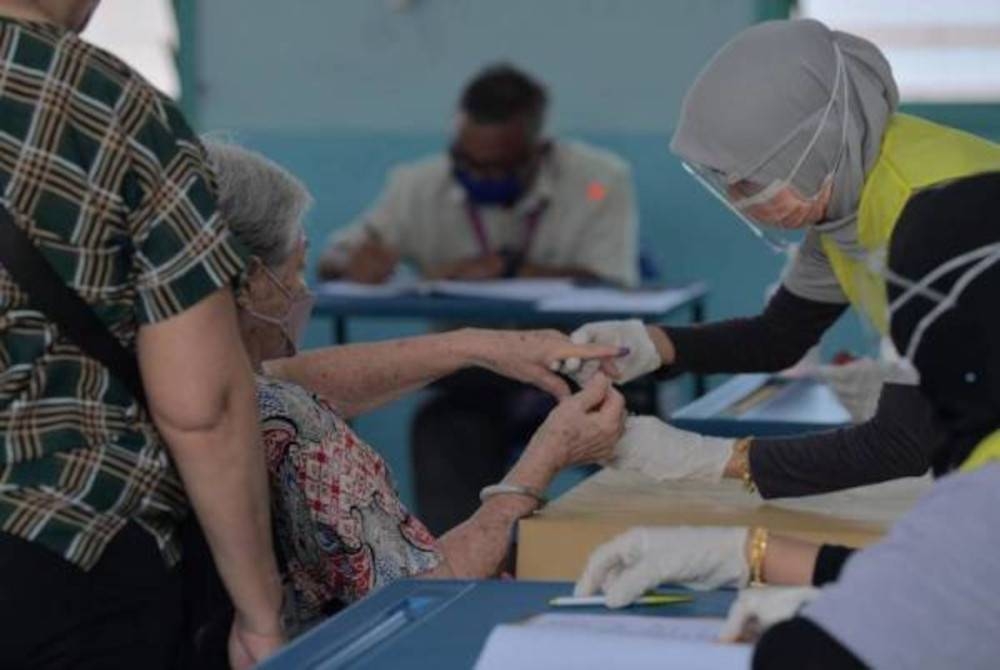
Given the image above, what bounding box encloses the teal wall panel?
[189,1,1000,508]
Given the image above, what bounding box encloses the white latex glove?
[556,319,661,385]
[812,358,888,423]
[719,586,820,642]
[574,526,750,608]
[609,416,733,482]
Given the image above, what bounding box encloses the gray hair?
[203,139,313,267]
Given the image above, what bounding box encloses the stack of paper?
[537,287,691,313]
[317,278,577,302]
[474,614,750,670]
[316,279,422,298]
[317,279,698,316]
[430,279,576,301]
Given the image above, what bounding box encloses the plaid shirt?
[0,19,245,570]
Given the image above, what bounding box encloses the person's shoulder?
[256,375,316,421]
[383,153,454,205]
[554,139,633,181]
[387,153,451,186]
[922,462,1000,509]
[59,32,173,116]
[886,463,1000,546]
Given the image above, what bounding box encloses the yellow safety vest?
[960,428,1000,473]
[821,114,1000,334]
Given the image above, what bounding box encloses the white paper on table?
[317,278,577,302]
[429,279,576,301]
[474,614,750,670]
[537,287,690,313]
[315,279,423,298]
[528,613,725,641]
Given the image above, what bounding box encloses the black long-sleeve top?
[660,287,943,498]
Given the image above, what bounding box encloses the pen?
[548,594,692,608]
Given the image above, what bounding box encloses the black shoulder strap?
[0,205,147,406]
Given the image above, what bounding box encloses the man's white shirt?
[324,140,639,287]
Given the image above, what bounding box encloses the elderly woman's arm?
[423,376,626,578]
[263,328,620,418]
[261,373,624,627]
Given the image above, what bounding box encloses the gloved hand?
[555,319,661,385]
[811,358,888,423]
[609,416,733,482]
[574,526,750,608]
[719,586,820,642]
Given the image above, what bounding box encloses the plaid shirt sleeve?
[118,80,246,323]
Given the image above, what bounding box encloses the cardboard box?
[516,468,930,581]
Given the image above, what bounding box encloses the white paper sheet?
[317,278,576,302]
[537,287,691,313]
[316,279,423,298]
[474,614,750,670]
[527,613,725,642]
[430,279,576,301]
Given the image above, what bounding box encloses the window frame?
[758,0,1000,140]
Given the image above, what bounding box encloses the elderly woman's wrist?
[479,489,540,523]
[509,445,558,491]
[448,327,489,365]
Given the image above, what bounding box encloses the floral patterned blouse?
[256,376,441,628]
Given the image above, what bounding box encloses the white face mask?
[245,265,315,358]
[683,43,850,253]
[875,242,1000,383]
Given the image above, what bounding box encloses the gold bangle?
[733,437,757,494]
[748,526,769,586]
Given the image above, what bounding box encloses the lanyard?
[464,198,550,257]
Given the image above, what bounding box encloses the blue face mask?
[453,166,525,207]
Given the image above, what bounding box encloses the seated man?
[317,63,637,287]
[317,64,639,533]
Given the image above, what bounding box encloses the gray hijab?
[670,19,899,236]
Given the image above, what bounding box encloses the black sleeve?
[659,286,848,378]
[812,545,856,586]
[748,382,939,499]
[754,618,869,669]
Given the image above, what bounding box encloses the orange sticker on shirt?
[586,180,608,202]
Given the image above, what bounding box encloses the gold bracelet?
[733,437,757,494]
[748,526,769,586]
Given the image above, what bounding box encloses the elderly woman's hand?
[524,373,627,472]
[461,328,625,399]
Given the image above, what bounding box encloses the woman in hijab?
[577,171,1000,669]
[559,18,1000,501]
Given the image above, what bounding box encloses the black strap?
[0,205,146,406]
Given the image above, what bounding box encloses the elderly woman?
[577,173,1000,668]
[560,18,1000,501]
[204,140,626,630]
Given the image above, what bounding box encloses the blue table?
[260,579,734,670]
[670,373,851,437]
[312,281,709,394]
